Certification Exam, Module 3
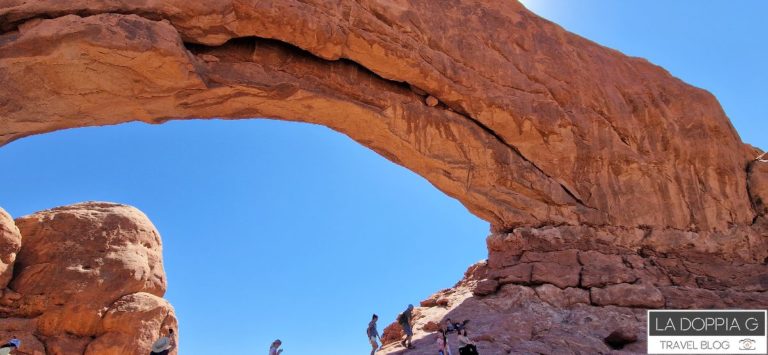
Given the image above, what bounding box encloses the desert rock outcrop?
[0,0,766,353]
[379,245,767,355]
[378,222,766,353]
[0,202,176,355]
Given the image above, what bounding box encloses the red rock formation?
[85,293,177,355]
[749,159,768,216]
[0,1,765,353]
[0,202,177,355]
[0,208,21,288]
[378,223,767,354]
[381,322,406,347]
[379,254,766,354]
[0,1,762,232]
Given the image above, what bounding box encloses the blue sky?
[0,120,488,354]
[0,1,766,354]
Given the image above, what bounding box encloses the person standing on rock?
[437,330,451,355]
[368,314,382,355]
[149,328,176,355]
[398,304,415,349]
[269,339,283,355]
[444,318,455,333]
[0,336,20,355]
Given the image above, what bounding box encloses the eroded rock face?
[379,253,767,355]
[0,0,762,232]
[749,159,768,216]
[379,225,767,354]
[85,292,177,355]
[0,202,177,355]
[0,1,766,354]
[0,208,21,288]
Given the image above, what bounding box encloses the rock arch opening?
[0,119,490,354]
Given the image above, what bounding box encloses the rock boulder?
[0,208,21,288]
[0,202,176,354]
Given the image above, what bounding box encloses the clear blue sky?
[0,2,765,354]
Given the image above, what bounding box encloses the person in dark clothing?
[397,304,415,349]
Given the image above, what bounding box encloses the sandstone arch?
[1,1,767,353]
[1,0,763,233]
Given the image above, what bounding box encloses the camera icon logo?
[739,338,756,351]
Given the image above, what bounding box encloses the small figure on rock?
[457,329,479,355]
[425,95,439,107]
[397,304,416,349]
[269,339,284,355]
[0,336,20,355]
[367,314,382,355]
[437,330,452,355]
[149,328,175,355]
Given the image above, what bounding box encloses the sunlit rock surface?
[0,1,766,353]
[0,0,762,231]
[0,202,176,355]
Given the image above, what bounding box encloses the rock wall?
[0,203,177,355]
[481,223,768,309]
[379,218,767,354]
[0,1,766,354]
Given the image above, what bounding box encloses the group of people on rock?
[255,304,481,355]
[366,304,480,355]
[437,318,479,355]
[365,304,414,353]
[0,309,477,355]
